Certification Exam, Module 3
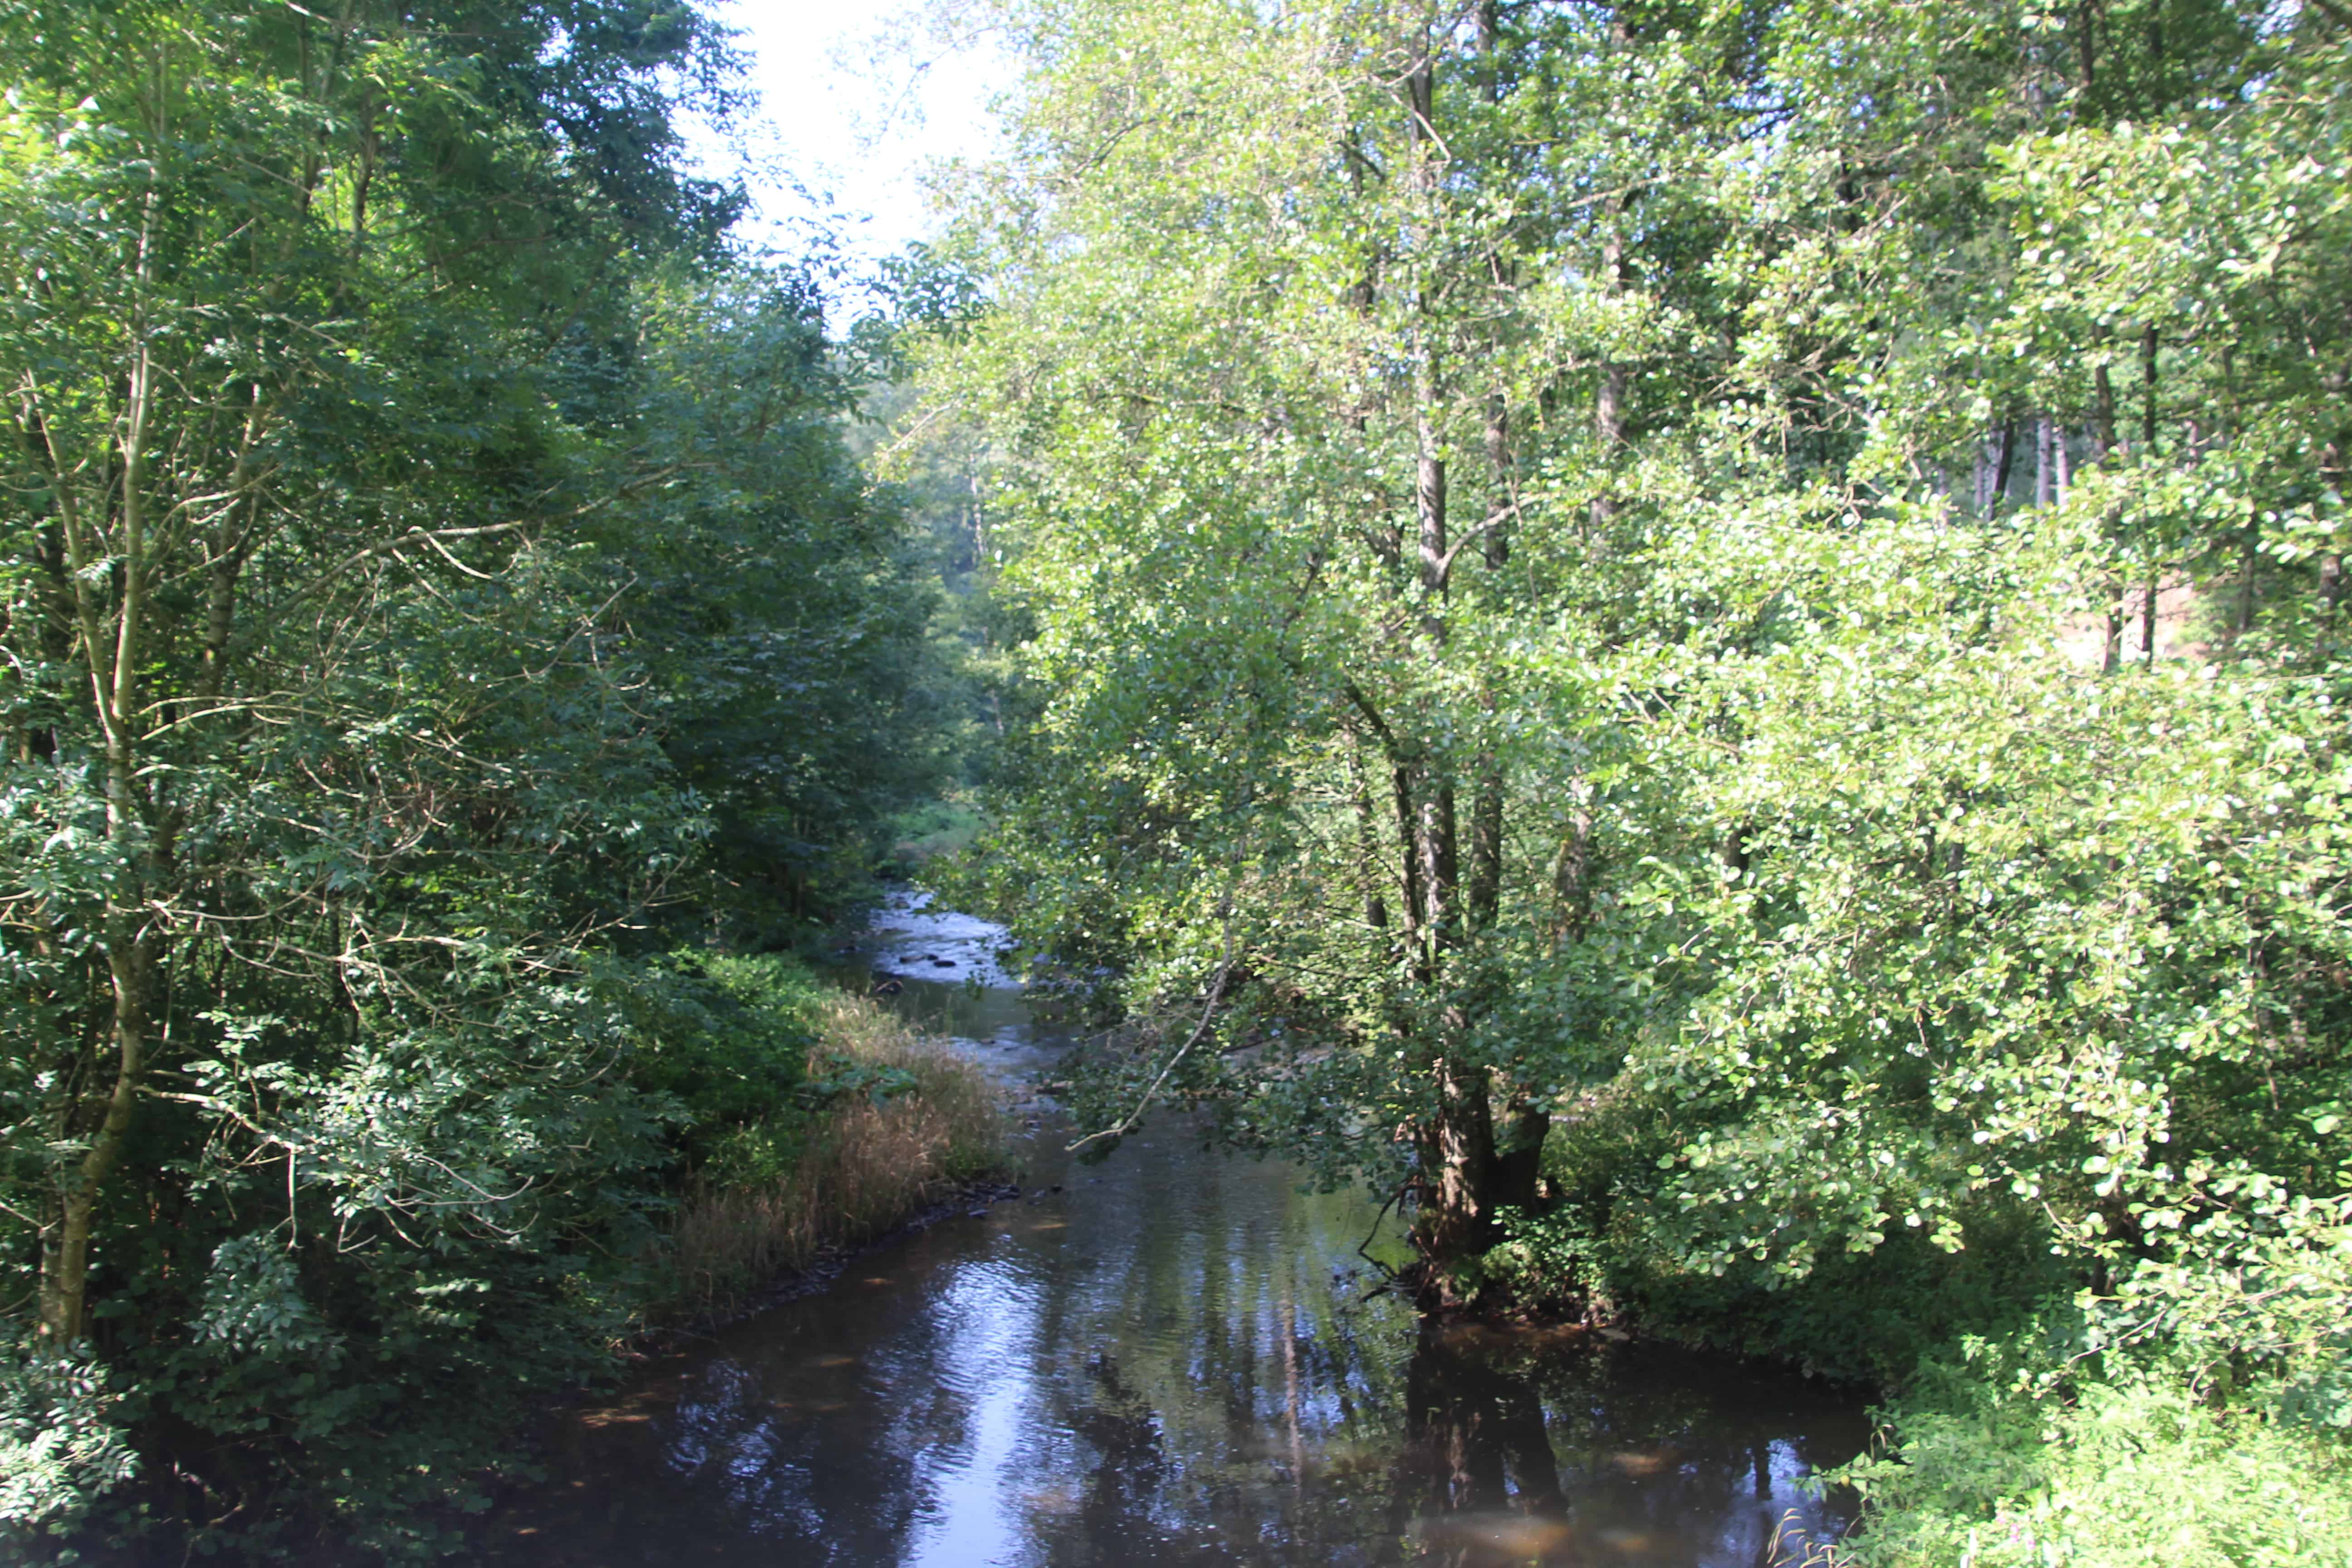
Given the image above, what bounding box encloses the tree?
[916,0,1767,1300]
[926,0,2352,1340]
[1602,0,2352,1326]
[0,0,939,1544]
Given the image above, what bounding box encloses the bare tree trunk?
[1481,395,1511,571]
[2239,530,2260,635]
[1419,782,1458,941]
[2085,369,2130,673]
[1990,416,2017,514]
[1465,394,1509,932]
[1411,353,1458,952]
[1416,392,1447,616]
[1414,1060,1496,1303]
[1596,357,1627,451]
[1591,202,1628,539]
[1393,762,1426,978]
[1465,784,1502,932]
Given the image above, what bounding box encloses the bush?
[1833,1358,2352,1568]
[0,1338,138,1549]
[623,953,826,1174]
[1531,1083,2073,1384]
[666,990,1006,1320]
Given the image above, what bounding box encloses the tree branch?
[1066,903,1244,1154]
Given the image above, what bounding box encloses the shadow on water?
[489,892,1869,1567]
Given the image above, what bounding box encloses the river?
[494,892,1870,1567]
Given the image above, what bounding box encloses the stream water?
[495,892,1871,1567]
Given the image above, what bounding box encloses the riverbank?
[661,986,1010,1327]
[1478,1089,2352,1568]
[487,893,1874,1567]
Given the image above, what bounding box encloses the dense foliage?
[0,0,950,1554]
[909,0,2352,1557]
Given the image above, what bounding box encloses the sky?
[683,0,1016,311]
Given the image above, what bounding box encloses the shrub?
[1833,1361,2352,1568]
[623,953,827,1185]
[0,1338,138,1548]
[667,992,1005,1319]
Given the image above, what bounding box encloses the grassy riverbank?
[666,984,1007,1322]
[1831,1377,2352,1567]
[1485,1092,2352,1568]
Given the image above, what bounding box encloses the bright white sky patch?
[685,0,1015,314]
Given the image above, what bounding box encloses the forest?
[4,0,2351,1563]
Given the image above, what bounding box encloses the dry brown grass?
[668,994,1007,1320]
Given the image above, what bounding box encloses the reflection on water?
[495,892,1868,1567]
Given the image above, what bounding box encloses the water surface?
[496,892,1868,1567]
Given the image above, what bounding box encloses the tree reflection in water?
[490,897,1864,1568]
[498,1171,1863,1568]
[1386,1322,1866,1568]
[1393,1319,1569,1563]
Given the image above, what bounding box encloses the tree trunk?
[1489,1091,1548,1214]
[1418,779,1458,941]
[1591,219,1628,538]
[1349,732,1390,932]
[1413,1060,1497,1304]
[1400,20,1490,1302]
[1393,761,1426,978]
[41,936,149,1342]
[2093,363,2118,461]
[1465,780,1502,932]
[2238,529,2260,635]
[32,276,158,1342]
[1989,416,2016,514]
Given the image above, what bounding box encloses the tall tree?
[925,0,2352,1338]
[0,0,941,1545]
[920,0,1759,1300]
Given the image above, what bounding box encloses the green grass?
[1829,1368,2352,1568]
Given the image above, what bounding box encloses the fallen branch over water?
[1065,903,1242,1155]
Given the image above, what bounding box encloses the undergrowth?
[1509,1081,2352,1568]
[1828,1359,2352,1568]
[666,990,1006,1321]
